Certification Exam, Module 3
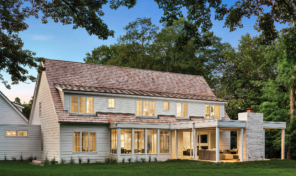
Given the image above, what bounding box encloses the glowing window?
[6,131,16,136]
[87,97,93,113]
[164,102,169,110]
[177,103,187,117]
[137,100,155,116]
[71,97,78,113]
[18,131,28,136]
[108,99,115,108]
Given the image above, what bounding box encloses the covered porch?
[110,116,286,163]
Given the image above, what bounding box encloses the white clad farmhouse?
[1,59,286,163]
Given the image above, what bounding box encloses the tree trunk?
[288,86,295,159]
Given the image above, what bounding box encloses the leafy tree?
[14,97,21,105]
[13,97,32,118]
[216,34,277,119]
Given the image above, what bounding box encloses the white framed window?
[6,130,28,137]
[205,105,220,119]
[6,131,16,136]
[160,130,169,153]
[136,100,155,116]
[108,99,115,108]
[71,96,93,114]
[73,132,96,152]
[177,103,187,117]
[164,102,169,110]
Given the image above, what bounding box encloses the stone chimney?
[238,112,264,161]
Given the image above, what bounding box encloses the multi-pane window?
[74,132,81,152]
[6,131,16,136]
[87,97,93,113]
[6,131,27,137]
[205,105,220,119]
[108,99,115,108]
[164,102,169,110]
[71,97,78,113]
[18,131,28,136]
[134,129,145,154]
[71,96,93,114]
[111,129,117,154]
[121,129,132,154]
[147,130,157,153]
[137,101,142,116]
[73,132,96,152]
[137,100,155,116]
[177,103,188,117]
[160,130,169,153]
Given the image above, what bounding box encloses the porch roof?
[110,119,286,130]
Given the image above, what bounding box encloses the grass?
[0,159,296,176]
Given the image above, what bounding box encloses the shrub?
[44,156,50,166]
[70,157,75,164]
[128,157,132,163]
[4,155,7,161]
[148,156,151,163]
[27,155,34,162]
[78,157,82,164]
[122,158,125,164]
[50,157,56,165]
[87,158,90,164]
[34,156,37,160]
[20,153,23,161]
[61,158,66,164]
[105,156,118,164]
[154,157,157,162]
[141,158,146,163]
[12,157,16,161]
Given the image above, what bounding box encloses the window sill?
[72,152,97,154]
[136,116,158,119]
[69,113,96,116]
[107,107,115,109]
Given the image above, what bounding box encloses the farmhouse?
[1,59,286,163]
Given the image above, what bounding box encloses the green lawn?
[0,159,295,176]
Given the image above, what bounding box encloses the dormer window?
[108,99,115,108]
[71,96,93,114]
[205,105,220,119]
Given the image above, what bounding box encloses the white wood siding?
[60,124,110,163]
[64,93,225,119]
[30,72,60,162]
[0,95,27,124]
[0,124,41,160]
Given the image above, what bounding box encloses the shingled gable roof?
[43,59,226,123]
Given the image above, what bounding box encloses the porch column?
[281,129,285,159]
[216,127,220,163]
[144,129,147,154]
[193,128,197,160]
[117,128,121,158]
[169,130,172,158]
[157,129,160,160]
[175,130,178,159]
[131,129,134,157]
[263,128,265,160]
[240,128,244,161]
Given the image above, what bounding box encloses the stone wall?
[238,112,264,161]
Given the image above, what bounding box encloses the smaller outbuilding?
[0,91,41,160]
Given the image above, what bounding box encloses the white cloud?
[32,35,54,41]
